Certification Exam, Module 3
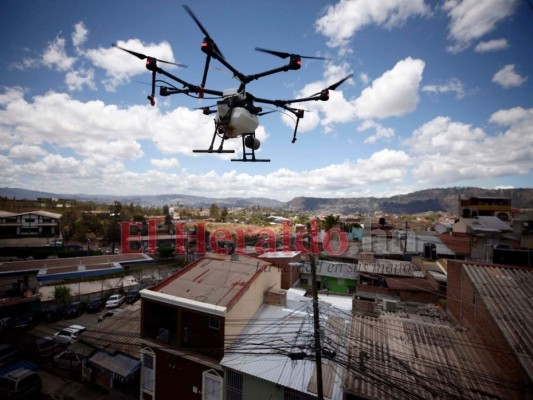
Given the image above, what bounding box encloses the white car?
[53,325,86,345]
[53,350,82,369]
[105,294,125,309]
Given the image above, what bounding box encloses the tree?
[210,203,220,220]
[321,215,340,231]
[53,285,71,307]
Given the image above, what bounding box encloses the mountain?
[1,187,532,214]
[286,187,533,214]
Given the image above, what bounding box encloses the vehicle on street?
[0,344,18,368]
[0,317,14,331]
[33,336,57,361]
[105,294,125,309]
[0,368,41,399]
[98,308,122,323]
[86,297,106,313]
[43,304,64,322]
[125,290,140,304]
[10,313,36,331]
[53,325,86,345]
[65,301,86,319]
[53,350,82,369]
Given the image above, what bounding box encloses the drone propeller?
[310,74,353,100]
[255,47,329,61]
[113,44,187,68]
[182,5,224,59]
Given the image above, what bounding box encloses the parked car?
[43,304,64,322]
[0,344,18,368]
[0,317,14,332]
[0,368,41,399]
[65,301,86,319]
[105,294,125,309]
[125,290,140,304]
[98,308,122,323]
[11,313,36,331]
[53,324,86,345]
[53,350,82,369]
[86,297,106,313]
[33,336,57,361]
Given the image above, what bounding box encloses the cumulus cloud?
[358,120,395,144]
[72,22,88,48]
[151,158,180,169]
[354,57,425,119]
[407,109,533,184]
[492,64,526,88]
[316,0,429,49]
[443,0,518,53]
[65,68,97,91]
[42,37,77,71]
[86,39,180,91]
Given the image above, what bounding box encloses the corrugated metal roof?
[463,263,533,383]
[149,254,270,308]
[344,314,515,399]
[221,292,351,399]
[80,304,141,359]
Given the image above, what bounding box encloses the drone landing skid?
[232,133,270,162]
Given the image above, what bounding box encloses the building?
[258,251,301,289]
[446,261,532,398]
[0,210,61,238]
[300,259,357,294]
[221,288,351,400]
[458,196,512,221]
[139,253,281,400]
[344,308,518,399]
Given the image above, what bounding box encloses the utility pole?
[307,222,324,400]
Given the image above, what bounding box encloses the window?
[141,350,155,395]
[225,369,243,400]
[208,317,220,330]
[202,370,223,400]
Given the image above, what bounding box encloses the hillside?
[1,187,532,215]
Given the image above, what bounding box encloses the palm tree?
[321,215,340,231]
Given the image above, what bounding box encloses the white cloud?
[408,110,533,184]
[86,39,179,91]
[316,0,429,49]
[474,38,508,52]
[151,157,180,169]
[443,0,518,53]
[42,37,77,71]
[422,78,466,99]
[65,68,97,91]
[72,22,88,48]
[358,120,395,144]
[8,144,48,160]
[354,57,425,119]
[492,64,526,88]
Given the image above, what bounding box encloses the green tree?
[210,203,220,220]
[53,285,71,307]
[321,215,340,231]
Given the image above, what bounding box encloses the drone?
[114,5,352,162]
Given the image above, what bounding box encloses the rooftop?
[462,263,533,383]
[145,253,271,311]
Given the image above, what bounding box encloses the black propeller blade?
[113,44,187,68]
[311,74,353,97]
[182,5,224,59]
[255,47,330,61]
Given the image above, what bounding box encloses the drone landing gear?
[193,130,235,155]
[232,133,270,162]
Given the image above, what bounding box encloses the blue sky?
[0,0,531,201]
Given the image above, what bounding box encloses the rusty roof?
[80,304,141,359]
[344,313,518,399]
[149,254,271,309]
[462,263,533,383]
[438,233,471,255]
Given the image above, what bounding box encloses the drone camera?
[244,135,260,150]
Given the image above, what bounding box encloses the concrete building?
[0,210,61,238]
[138,253,281,400]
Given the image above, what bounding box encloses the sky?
[0,0,531,202]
